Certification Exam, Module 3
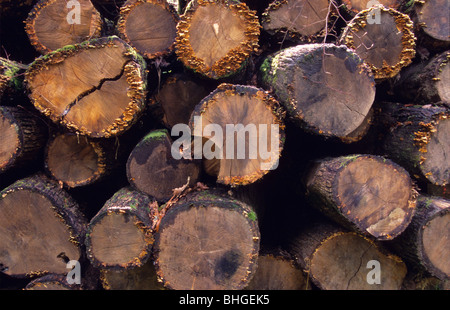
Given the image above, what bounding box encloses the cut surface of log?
[341,0,410,14]
[260,43,375,142]
[305,154,417,240]
[261,0,332,43]
[415,0,450,44]
[45,132,114,188]
[175,0,260,79]
[126,129,201,201]
[339,6,416,80]
[85,187,157,270]
[0,175,86,277]
[189,83,285,186]
[0,106,47,173]
[25,36,147,138]
[117,0,179,59]
[154,189,260,290]
[290,222,407,290]
[25,0,103,54]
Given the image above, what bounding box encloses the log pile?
[0,0,448,291]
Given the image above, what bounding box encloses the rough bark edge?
[175,0,261,79]
[24,36,148,138]
[117,0,180,59]
[340,5,416,80]
[24,273,81,290]
[25,0,103,55]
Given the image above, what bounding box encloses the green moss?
[247,211,257,221]
[141,129,169,144]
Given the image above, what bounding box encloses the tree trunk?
[261,0,336,44]
[126,129,201,202]
[0,174,87,278]
[117,0,179,60]
[24,36,147,138]
[25,0,103,54]
[289,220,408,290]
[304,154,418,240]
[339,6,416,80]
[153,189,260,290]
[85,187,157,270]
[44,131,118,188]
[175,0,260,79]
[188,83,285,186]
[388,195,449,281]
[0,106,47,174]
[395,51,449,107]
[379,103,450,187]
[260,43,375,143]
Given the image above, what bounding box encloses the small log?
[44,132,117,188]
[25,0,103,54]
[389,195,449,281]
[261,0,336,44]
[0,106,47,174]
[24,36,147,138]
[153,189,260,290]
[189,83,285,186]
[339,6,416,80]
[260,43,375,143]
[244,248,310,290]
[24,273,80,290]
[379,103,449,186]
[304,154,418,240]
[0,174,87,278]
[85,187,157,270]
[126,129,201,202]
[289,221,408,290]
[395,51,449,106]
[175,0,260,79]
[117,0,179,59]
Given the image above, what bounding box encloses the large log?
[25,0,103,54]
[175,0,260,79]
[0,174,87,278]
[304,154,418,240]
[339,6,416,80]
[153,189,260,290]
[260,43,375,143]
[24,36,147,138]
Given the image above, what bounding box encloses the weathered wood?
[189,83,285,186]
[117,0,179,59]
[175,0,260,79]
[25,0,103,54]
[339,6,416,80]
[289,220,407,290]
[24,36,147,138]
[260,43,375,143]
[153,189,260,290]
[304,154,418,240]
[24,273,80,290]
[85,187,157,270]
[0,174,87,278]
[0,106,47,174]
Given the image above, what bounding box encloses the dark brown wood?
[24,273,80,290]
[117,0,179,59]
[0,106,47,174]
[25,0,103,54]
[85,187,157,270]
[304,154,418,240]
[339,6,416,80]
[189,83,285,186]
[175,0,260,79]
[289,220,407,290]
[0,174,87,278]
[126,129,201,202]
[153,189,260,290]
[260,43,375,143]
[24,36,147,138]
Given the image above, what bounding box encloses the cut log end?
[0,108,20,171]
[25,0,103,54]
[416,0,450,43]
[117,0,179,59]
[25,36,147,138]
[175,0,260,79]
